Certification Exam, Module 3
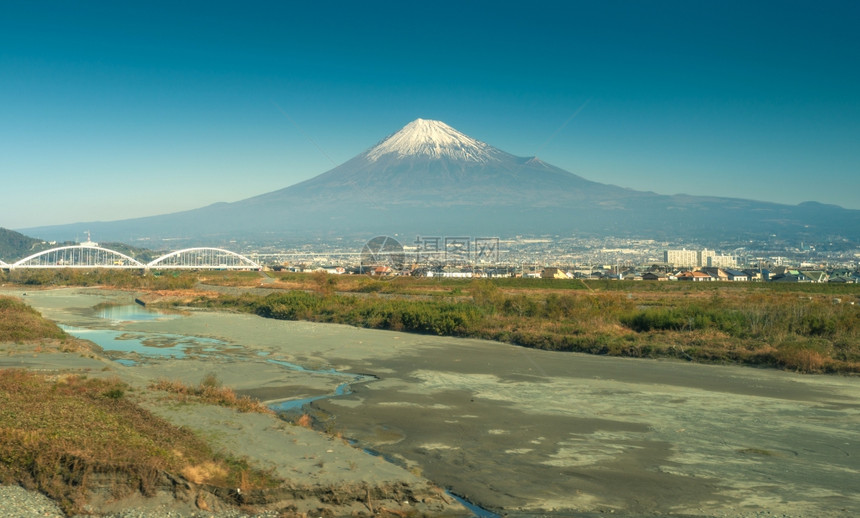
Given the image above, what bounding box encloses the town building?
[664,249,699,268]
[707,255,737,268]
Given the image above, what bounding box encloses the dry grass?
[294,413,313,428]
[0,295,94,356]
[5,269,198,290]
[150,377,274,414]
[0,295,67,342]
[197,271,265,287]
[180,460,227,485]
[0,370,281,514]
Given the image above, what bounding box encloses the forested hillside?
[0,228,49,262]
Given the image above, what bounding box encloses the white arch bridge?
[1,245,261,270]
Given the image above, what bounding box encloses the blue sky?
[2,1,858,230]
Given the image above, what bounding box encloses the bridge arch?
[147,248,261,270]
[12,245,145,269]
[0,259,8,268]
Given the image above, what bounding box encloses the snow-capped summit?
[365,119,504,163]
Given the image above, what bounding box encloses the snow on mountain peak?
[365,119,502,163]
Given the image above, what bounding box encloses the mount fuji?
[23,119,860,245]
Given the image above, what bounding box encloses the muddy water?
[11,288,860,517]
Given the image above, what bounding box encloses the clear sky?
[2,1,858,230]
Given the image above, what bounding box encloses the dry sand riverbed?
[3,287,859,517]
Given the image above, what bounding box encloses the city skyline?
[2,1,859,230]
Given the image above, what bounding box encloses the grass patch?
[0,370,281,514]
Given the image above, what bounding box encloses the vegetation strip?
[3,269,858,374]
[173,277,859,374]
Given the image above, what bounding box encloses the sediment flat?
[4,287,859,517]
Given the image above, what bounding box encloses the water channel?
[61,304,370,411]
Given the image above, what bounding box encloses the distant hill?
[21,119,860,247]
[0,228,57,263]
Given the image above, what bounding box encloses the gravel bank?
[0,486,64,518]
[0,484,285,517]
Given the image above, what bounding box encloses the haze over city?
[2,1,858,231]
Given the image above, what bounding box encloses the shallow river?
[60,303,372,413]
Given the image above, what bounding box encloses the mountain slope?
[21,119,860,245]
[259,119,623,200]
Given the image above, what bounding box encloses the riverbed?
[6,287,859,517]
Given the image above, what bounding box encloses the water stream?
[61,304,365,406]
[59,325,230,365]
